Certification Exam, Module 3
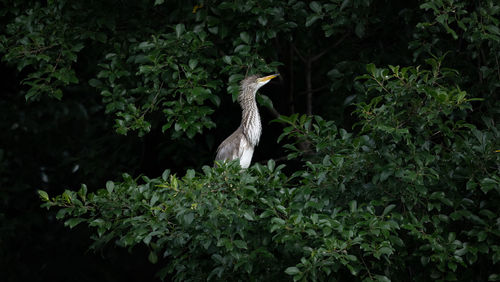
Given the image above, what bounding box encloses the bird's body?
[215,74,278,168]
[215,126,256,168]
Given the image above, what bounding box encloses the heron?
[215,74,279,168]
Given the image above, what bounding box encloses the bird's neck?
[240,96,261,146]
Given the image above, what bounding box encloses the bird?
[215,74,279,168]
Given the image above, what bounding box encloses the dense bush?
[41,60,499,281]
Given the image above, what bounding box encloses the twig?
[297,85,328,96]
[289,44,295,114]
[360,255,374,280]
[294,33,349,116]
[306,58,312,116]
[144,81,164,116]
[292,44,306,63]
[495,53,500,81]
[310,33,349,62]
[52,51,63,72]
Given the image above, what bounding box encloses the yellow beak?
[257,74,279,83]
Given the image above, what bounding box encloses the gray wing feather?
[216,127,243,161]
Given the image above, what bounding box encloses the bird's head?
[240,74,279,99]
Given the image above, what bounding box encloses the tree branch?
[306,58,312,116]
[289,44,295,114]
[297,85,328,96]
[292,44,306,63]
[310,33,349,62]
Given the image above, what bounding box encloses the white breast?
[238,137,254,168]
[242,107,261,146]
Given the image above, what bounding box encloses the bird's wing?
[215,127,243,162]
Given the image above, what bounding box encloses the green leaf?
[355,22,365,38]
[78,184,87,201]
[485,25,500,36]
[271,217,285,225]
[88,78,102,87]
[71,43,85,52]
[374,275,391,282]
[378,247,393,256]
[176,23,186,38]
[455,246,467,256]
[345,254,357,261]
[240,32,251,44]
[488,274,500,281]
[38,190,49,201]
[448,261,457,272]
[64,218,85,229]
[349,200,357,212]
[258,16,268,26]
[340,0,350,11]
[477,231,487,242]
[257,94,274,109]
[148,251,158,264]
[188,59,198,70]
[186,169,195,179]
[421,256,430,266]
[234,44,250,54]
[306,15,321,27]
[183,213,195,225]
[233,240,247,249]
[480,178,497,194]
[259,210,274,219]
[95,32,107,43]
[161,169,170,181]
[51,89,63,100]
[285,266,301,275]
[382,204,396,216]
[222,55,231,64]
[243,211,255,221]
[150,194,159,206]
[309,2,322,13]
[366,63,376,75]
[209,95,221,107]
[106,181,114,194]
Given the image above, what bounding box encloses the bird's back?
[215,126,255,168]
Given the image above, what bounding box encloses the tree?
[1,0,498,281]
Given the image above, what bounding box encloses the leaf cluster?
[42,61,499,281]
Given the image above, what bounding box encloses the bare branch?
[306,59,312,116]
[292,44,306,63]
[297,85,328,96]
[289,44,295,114]
[311,33,349,62]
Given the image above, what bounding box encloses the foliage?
[414,0,500,104]
[41,60,499,280]
[0,0,289,137]
[0,0,416,137]
[1,0,499,281]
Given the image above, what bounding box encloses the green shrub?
[41,60,499,281]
